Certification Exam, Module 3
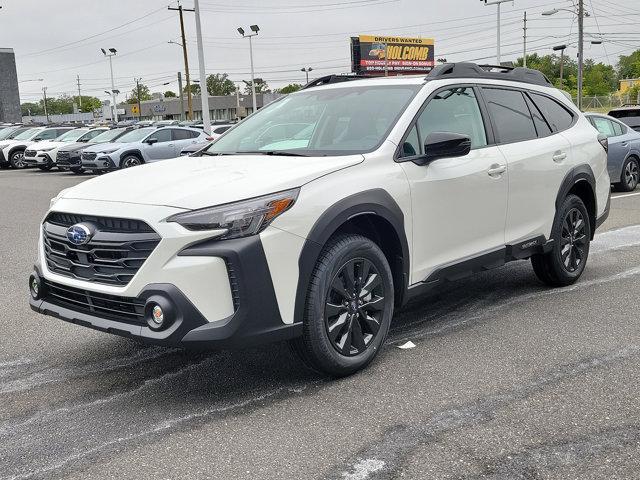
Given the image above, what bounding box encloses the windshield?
[0,127,19,140]
[57,129,89,142]
[13,128,41,140]
[205,84,420,156]
[91,128,126,143]
[117,127,155,143]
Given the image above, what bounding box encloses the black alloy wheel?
[290,234,394,377]
[559,208,588,273]
[325,258,385,356]
[122,156,142,168]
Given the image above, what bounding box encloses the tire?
[531,194,591,287]
[9,150,26,169]
[120,155,143,169]
[38,163,53,171]
[58,166,69,172]
[70,167,84,175]
[618,157,639,192]
[289,234,394,377]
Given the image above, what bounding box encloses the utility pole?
[384,42,389,76]
[135,77,143,121]
[194,0,211,133]
[523,11,527,68]
[42,87,49,123]
[168,2,195,120]
[577,0,584,111]
[178,72,185,121]
[481,0,514,65]
[76,75,83,111]
[553,45,567,89]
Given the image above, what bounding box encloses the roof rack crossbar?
[302,74,374,90]
[426,62,552,87]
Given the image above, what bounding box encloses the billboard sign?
[351,35,435,75]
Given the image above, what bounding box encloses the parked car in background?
[0,125,27,142]
[608,105,640,132]
[586,112,640,191]
[23,128,107,171]
[81,126,207,172]
[210,124,234,140]
[0,126,74,169]
[57,127,126,174]
[135,120,155,128]
[153,120,180,127]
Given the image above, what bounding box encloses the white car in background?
[23,128,106,171]
[0,126,74,169]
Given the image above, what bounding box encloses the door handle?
[487,164,506,177]
[552,152,567,163]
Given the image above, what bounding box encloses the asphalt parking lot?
[2,168,640,480]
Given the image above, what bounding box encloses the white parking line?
[612,192,640,200]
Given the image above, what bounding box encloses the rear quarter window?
[529,93,574,132]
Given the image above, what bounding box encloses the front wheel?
[70,167,84,174]
[9,150,26,169]
[531,194,591,287]
[121,155,143,169]
[38,163,53,171]
[290,234,394,377]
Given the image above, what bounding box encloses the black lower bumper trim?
[595,193,611,230]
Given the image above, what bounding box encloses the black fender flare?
[555,164,598,235]
[293,189,410,322]
[8,145,26,159]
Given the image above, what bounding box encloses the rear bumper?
[29,235,302,349]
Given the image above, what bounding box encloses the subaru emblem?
[66,223,93,245]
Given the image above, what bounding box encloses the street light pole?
[101,48,118,122]
[168,3,195,120]
[238,25,260,114]
[135,77,143,121]
[42,87,49,123]
[301,67,313,84]
[193,0,211,133]
[552,45,567,88]
[481,0,514,65]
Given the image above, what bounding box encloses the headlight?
[100,148,119,154]
[166,188,299,239]
[39,147,54,152]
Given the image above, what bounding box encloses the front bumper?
[30,234,302,349]
[82,155,116,170]
[57,153,82,168]
[24,154,52,166]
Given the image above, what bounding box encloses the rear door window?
[529,93,574,132]
[482,88,537,143]
[524,93,552,137]
[591,117,616,137]
[611,120,625,136]
[171,129,194,141]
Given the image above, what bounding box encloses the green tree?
[21,102,43,116]
[618,50,640,80]
[77,96,103,113]
[583,61,618,96]
[278,83,302,94]
[243,78,270,94]
[164,90,177,98]
[206,73,235,96]
[184,83,201,95]
[126,83,152,104]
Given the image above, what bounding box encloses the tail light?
[597,134,608,153]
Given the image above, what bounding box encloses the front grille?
[43,213,160,286]
[56,151,71,164]
[24,149,37,157]
[43,279,145,324]
[82,152,97,161]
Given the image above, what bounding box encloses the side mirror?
[146,137,158,145]
[414,132,472,166]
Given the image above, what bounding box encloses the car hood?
[82,142,128,153]
[33,140,64,151]
[61,153,364,209]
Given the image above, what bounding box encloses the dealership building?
[0,48,21,123]
[116,92,282,122]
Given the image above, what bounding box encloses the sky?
[1,0,639,103]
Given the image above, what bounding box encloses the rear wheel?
[618,157,639,192]
[9,150,26,169]
[289,234,394,377]
[532,194,591,287]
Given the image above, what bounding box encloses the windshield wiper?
[239,150,310,157]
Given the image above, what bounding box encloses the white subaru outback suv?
[29,63,610,376]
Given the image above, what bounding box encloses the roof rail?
[427,62,552,87]
[302,74,373,90]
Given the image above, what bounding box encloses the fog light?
[29,274,42,300]
[151,305,164,325]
